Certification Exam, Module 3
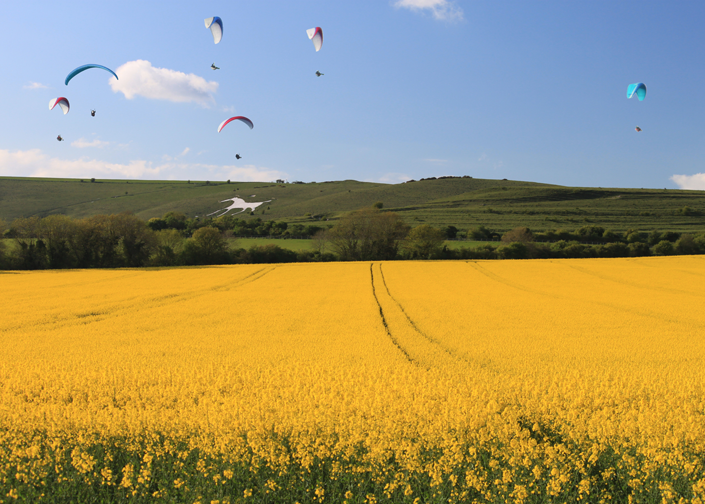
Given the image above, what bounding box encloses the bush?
[628,242,651,257]
[675,234,699,255]
[497,242,529,259]
[501,227,533,243]
[653,240,675,256]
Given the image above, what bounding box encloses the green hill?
[1,175,705,233]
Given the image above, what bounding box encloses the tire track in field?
[369,263,417,366]
[557,262,705,299]
[378,264,473,367]
[1,267,277,333]
[466,261,701,327]
[371,263,472,371]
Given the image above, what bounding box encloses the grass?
[229,237,315,252]
[2,175,705,234]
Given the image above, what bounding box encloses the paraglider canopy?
[65,64,118,85]
[627,83,647,101]
[218,116,254,133]
[307,27,323,52]
[205,17,223,44]
[49,97,70,115]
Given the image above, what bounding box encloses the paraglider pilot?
[57,135,64,142]
[91,110,96,117]
[235,154,241,160]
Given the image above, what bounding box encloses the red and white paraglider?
[218,116,254,133]
[49,97,70,115]
[306,27,323,52]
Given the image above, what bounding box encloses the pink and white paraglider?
[218,116,254,133]
[49,97,70,115]
[306,27,323,52]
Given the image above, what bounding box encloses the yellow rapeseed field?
[1,257,705,503]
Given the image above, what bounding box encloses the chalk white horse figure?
[207,197,272,217]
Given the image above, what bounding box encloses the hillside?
[2,176,705,233]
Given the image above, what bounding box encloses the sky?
[1,0,704,189]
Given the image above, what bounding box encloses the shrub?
[653,240,675,256]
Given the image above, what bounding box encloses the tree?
[501,227,534,243]
[151,229,185,266]
[163,212,187,230]
[402,225,446,259]
[326,207,409,261]
[147,218,168,231]
[312,229,329,255]
[468,226,493,241]
[443,225,458,239]
[182,226,230,265]
[497,242,529,259]
[37,215,77,268]
[653,240,675,256]
[675,234,699,255]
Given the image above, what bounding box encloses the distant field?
[2,257,705,501]
[230,237,314,251]
[230,237,496,252]
[3,175,705,233]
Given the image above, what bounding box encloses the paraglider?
[205,17,223,44]
[49,97,70,115]
[91,109,96,117]
[211,63,220,70]
[56,135,64,142]
[627,83,647,101]
[65,64,118,85]
[315,71,324,77]
[218,116,254,133]
[236,154,242,160]
[635,126,642,132]
[306,27,323,52]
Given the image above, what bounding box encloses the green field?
[2,175,705,233]
[227,237,495,252]
[230,238,315,252]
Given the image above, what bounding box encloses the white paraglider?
[205,17,223,44]
[49,97,70,115]
[306,27,323,52]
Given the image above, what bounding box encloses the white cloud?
[394,0,464,21]
[670,173,705,190]
[162,147,191,161]
[0,149,286,182]
[24,82,48,90]
[424,158,449,164]
[110,60,218,106]
[71,138,110,149]
[377,172,412,183]
[478,153,488,162]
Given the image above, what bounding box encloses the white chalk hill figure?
[208,196,272,217]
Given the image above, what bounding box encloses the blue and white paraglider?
[205,17,223,44]
[65,64,118,85]
[627,83,647,101]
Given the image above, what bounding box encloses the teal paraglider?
[627,83,647,101]
[65,64,118,85]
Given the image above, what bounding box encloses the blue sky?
[1,0,704,189]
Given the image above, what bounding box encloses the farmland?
[1,257,705,502]
[3,175,705,234]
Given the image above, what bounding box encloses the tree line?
[1,208,704,270]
